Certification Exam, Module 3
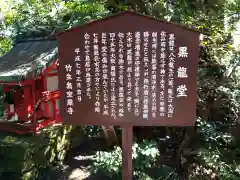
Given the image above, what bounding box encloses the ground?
[49,137,114,180]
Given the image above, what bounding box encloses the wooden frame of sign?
[57,11,200,180]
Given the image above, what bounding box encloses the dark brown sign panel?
[57,11,200,126]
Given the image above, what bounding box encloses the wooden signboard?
[57,11,199,126]
[57,11,200,180]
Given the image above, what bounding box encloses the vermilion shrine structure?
[0,37,60,134]
[0,36,117,142]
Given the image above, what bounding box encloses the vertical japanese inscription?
[68,31,193,121]
[109,33,117,119]
[101,33,109,115]
[75,48,82,102]
[143,31,149,119]
[134,32,141,116]
[84,33,91,99]
[65,63,74,115]
[118,33,125,117]
[159,31,166,117]
[93,33,101,113]
[126,32,133,112]
[151,32,157,118]
[176,46,189,98]
[167,33,176,118]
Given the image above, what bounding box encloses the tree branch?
[227,56,240,78]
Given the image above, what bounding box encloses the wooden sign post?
[122,126,133,180]
[57,11,200,179]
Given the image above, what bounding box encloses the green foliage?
[0,37,12,56]
[89,140,168,179]
[132,140,159,171]
[83,125,102,137]
[93,146,122,175]
[0,125,85,180]
[0,0,109,45]
[63,0,110,27]
[0,0,239,179]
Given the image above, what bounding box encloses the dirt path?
[48,137,115,180]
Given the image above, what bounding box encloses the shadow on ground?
[46,137,117,180]
[44,137,179,180]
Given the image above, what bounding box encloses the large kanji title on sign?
[58,11,199,126]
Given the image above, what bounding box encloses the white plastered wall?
[41,69,60,117]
